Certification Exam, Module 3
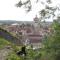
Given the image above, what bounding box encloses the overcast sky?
[0,0,60,21]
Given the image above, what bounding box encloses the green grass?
[0,36,21,51]
[0,37,10,49]
[6,52,22,60]
[0,37,22,60]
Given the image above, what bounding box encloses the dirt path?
[0,47,12,60]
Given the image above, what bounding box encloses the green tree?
[15,0,60,60]
[42,19,60,60]
[16,0,60,27]
[16,0,52,12]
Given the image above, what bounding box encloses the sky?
[0,0,60,21]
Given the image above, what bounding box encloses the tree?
[52,19,60,60]
[15,0,60,60]
[42,19,60,60]
[16,0,60,24]
[16,0,51,12]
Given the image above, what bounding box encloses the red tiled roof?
[27,33,42,43]
[29,38,42,43]
[28,34,42,37]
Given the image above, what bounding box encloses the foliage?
[11,44,22,52]
[21,47,42,60]
[41,20,60,60]
[16,0,52,12]
[6,52,21,60]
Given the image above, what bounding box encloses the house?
[24,32,43,49]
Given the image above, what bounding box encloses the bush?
[6,52,21,60]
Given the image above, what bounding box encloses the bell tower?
[33,15,39,32]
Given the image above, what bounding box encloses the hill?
[0,37,10,49]
[0,20,19,25]
[0,28,22,45]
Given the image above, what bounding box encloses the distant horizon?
[0,20,53,22]
[0,20,33,21]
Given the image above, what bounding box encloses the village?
[0,16,52,50]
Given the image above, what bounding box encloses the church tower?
[33,15,39,32]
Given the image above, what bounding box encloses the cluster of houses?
[2,16,52,49]
[3,22,50,49]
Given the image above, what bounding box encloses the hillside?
[0,37,10,49]
[0,20,19,25]
[0,37,11,60]
[0,28,22,45]
[0,36,22,60]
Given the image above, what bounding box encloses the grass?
[0,37,10,49]
[0,36,22,60]
[0,36,21,51]
[6,52,21,60]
